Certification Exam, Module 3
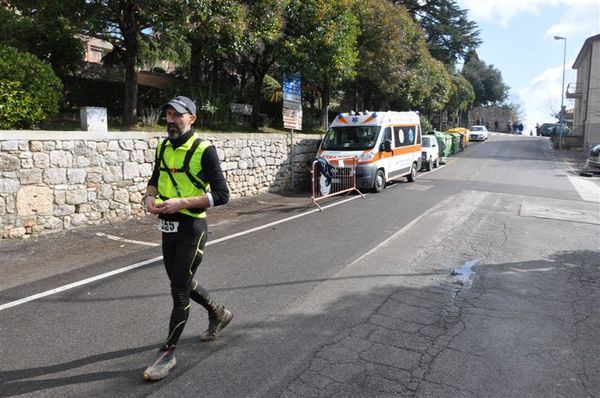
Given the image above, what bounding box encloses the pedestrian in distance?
[142,95,232,381]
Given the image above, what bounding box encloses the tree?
[393,0,481,66]
[284,0,359,128]
[233,0,288,128]
[83,1,186,128]
[343,1,421,110]
[0,2,84,76]
[437,70,475,127]
[0,45,63,128]
[185,0,244,106]
[461,51,509,106]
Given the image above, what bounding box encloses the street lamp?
[554,35,566,150]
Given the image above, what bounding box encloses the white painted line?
[96,232,160,247]
[567,175,600,203]
[559,154,600,203]
[0,195,363,311]
[0,257,162,311]
[346,195,455,267]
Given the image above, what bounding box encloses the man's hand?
[156,198,186,214]
[145,195,161,214]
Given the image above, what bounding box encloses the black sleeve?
[200,145,229,206]
[148,160,160,188]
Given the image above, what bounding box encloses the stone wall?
[468,106,513,132]
[0,131,321,239]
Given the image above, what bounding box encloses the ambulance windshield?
[321,126,379,150]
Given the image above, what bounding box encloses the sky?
[456,0,600,134]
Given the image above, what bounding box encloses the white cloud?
[545,1,600,39]
[518,64,576,133]
[458,0,599,32]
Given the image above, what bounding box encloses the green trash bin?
[449,133,461,154]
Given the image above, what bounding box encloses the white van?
[317,111,422,192]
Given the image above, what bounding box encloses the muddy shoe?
[143,347,176,381]
[200,307,233,342]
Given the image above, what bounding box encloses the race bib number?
[158,220,179,233]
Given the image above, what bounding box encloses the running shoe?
[143,347,176,381]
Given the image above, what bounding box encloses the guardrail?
[311,156,365,210]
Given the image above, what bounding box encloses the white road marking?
[0,195,362,311]
[95,232,160,247]
[559,154,600,203]
[4,161,452,312]
[567,173,600,203]
[0,257,162,311]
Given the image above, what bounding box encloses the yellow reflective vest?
[155,133,211,218]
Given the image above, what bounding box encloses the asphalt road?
[1,133,599,397]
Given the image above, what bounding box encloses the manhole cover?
[520,203,600,225]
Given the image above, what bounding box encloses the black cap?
[163,96,196,115]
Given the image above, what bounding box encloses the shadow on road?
[1,250,598,397]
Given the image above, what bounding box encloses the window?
[393,125,418,147]
[321,126,379,150]
[394,127,404,148]
[382,127,392,143]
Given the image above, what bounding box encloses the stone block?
[1,153,20,171]
[2,141,19,151]
[113,188,129,204]
[43,169,67,185]
[30,141,43,152]
[65,189,88,205]
[19,169,43,185]
[123,162,140,179]
[71,213,87,226]
[0,178,19,193]
[44,216,63,230]
[54,204,75,216]
[16,186,53,216]
[9,227,26,238]
[67,169,87,184]
[119,139,134,150]
[103,166,123,183]
[33,153,50,168]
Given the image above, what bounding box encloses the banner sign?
[283,73,302,130]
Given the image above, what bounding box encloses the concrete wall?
[0,131,321,239]
[586,40,600,149]
[573,38,600,151]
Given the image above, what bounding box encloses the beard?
[167,122,183,139]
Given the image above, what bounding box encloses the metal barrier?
[311,156,365,210]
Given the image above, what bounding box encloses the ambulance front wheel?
[407,162,417,182]
[372,169,385,193]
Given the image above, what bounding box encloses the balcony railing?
[566,82,582,98]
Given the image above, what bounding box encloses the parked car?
[587,144,600,170]
[469,125,488,141]
[538,123,571,137]
[421,135,440,171]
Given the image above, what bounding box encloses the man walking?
[142,96,232,381]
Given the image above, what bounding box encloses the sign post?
[283,73,302,190]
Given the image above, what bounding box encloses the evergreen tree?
[461,51,509,106]
[393,0,481,65]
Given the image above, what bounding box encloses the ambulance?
[317,111,422,192]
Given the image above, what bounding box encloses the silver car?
[469,125,488,141]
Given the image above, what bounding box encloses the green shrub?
[0,45,63,129]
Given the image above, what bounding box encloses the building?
[569,34,600,151]
[78,34,178,89]
[80,35,113,64]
